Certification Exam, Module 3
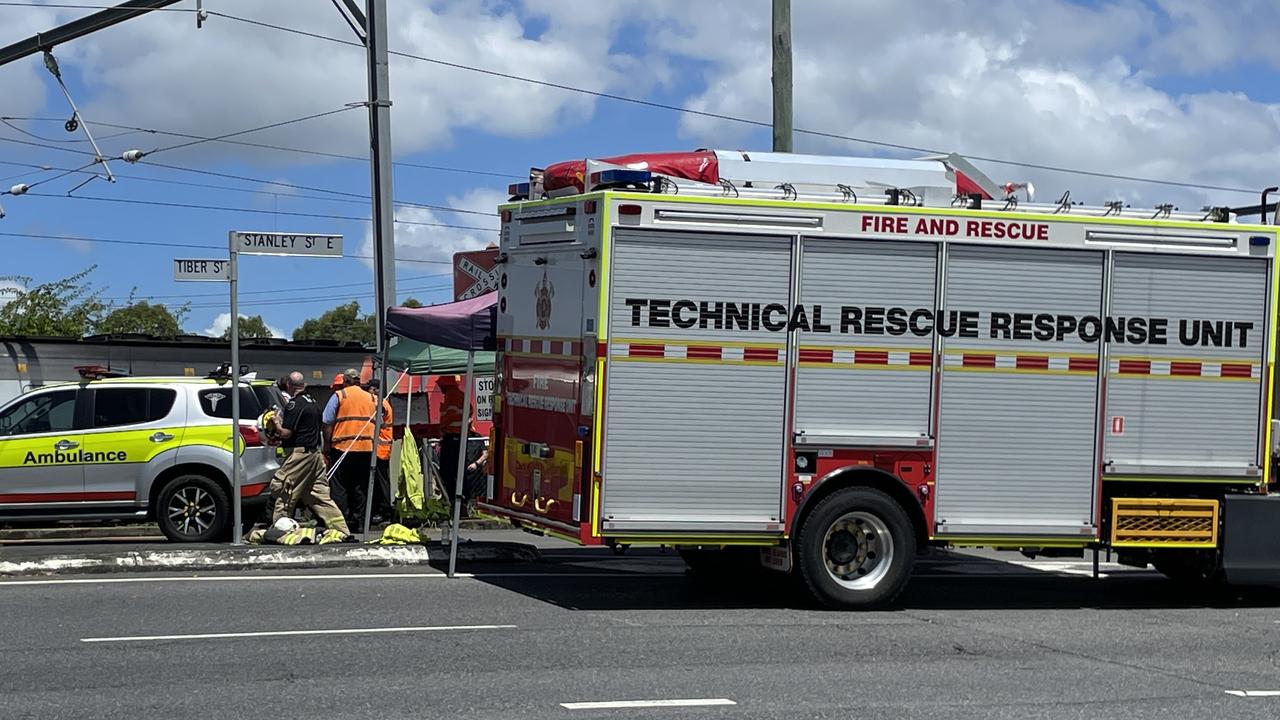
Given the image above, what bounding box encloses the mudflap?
[760,542,792,573]
[1222,494,1280,586]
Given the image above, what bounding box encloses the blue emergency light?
[589,169,652,188]
[507,182,531,199]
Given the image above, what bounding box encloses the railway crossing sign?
[453,247,500,300]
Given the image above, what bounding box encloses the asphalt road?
[2,544,1280,719]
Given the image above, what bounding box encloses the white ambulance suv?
[0,369,279,542]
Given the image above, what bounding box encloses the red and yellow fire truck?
[480,149,1280,608]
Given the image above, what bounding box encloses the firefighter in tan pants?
[268,372,351,536]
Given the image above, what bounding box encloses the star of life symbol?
[457,256,499,299]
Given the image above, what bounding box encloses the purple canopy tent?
[386,291,497,353]
[385,292,496,577]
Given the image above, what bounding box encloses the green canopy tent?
[386,338,495,375]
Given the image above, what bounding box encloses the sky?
[0,0,1278,338]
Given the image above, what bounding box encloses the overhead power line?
[100,271,450,302]
[0,230,462,266]
[0,156,501,217]
[146,105,360,155]
[201,9,1262,196]
[185,281,453,311]
[0,4,1257,195]
[2,116,521,179]
[22,191,497,232]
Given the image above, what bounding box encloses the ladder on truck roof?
[509,150,1247,225]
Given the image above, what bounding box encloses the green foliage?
[223,314,274,340]
[292,301,375,345]
[99,293,189,337]
[401,297,424,308]
[0,267,107,337]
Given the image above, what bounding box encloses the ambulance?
[482,149,1280,608]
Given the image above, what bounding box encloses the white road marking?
[1226,690,1280,697]
[0,571,686,587]
[82,624,516,643]
[0,572,458,586]
[561,698,736,710]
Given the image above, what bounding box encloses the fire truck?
[482,148,1280,608]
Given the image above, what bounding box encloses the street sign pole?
[228,235,242,545]
[173,255,238,542]
[225,230,344,542]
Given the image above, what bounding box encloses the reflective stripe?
[331,387,376,452]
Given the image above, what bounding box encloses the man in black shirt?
[268,372,350,536]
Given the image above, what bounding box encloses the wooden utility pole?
[771,0,793,153]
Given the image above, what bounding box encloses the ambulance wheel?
[156,474,230,543]
[797,487,914,609]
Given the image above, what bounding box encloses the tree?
[222,314,274,340]
[401,297,424,308]
[99,295,189,337]
[0,267,107,337]
[292,301,375,345]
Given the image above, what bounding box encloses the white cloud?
[358,187,503,274]
[635,0,1280,211]
[0,280,25,307]
[17,1,647,166]
[202,312,285,339]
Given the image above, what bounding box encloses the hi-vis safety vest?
[331,386,376,452]
[376,400,393,461]
[440,386,465,435]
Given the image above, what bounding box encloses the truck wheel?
[1152,551,1222,585]
[797,487,915,609]
[156,474,230,543]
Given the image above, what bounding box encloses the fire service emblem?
[534,271,555,330]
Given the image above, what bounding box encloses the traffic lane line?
[561,698,736,710]
[1226,690,1280,697]
[0,571,686,587]
[81,624,516,643]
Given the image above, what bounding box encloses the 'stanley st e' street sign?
[231,232,344,257]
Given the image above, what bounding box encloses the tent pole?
[447,351,475,578]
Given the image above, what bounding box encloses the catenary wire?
[0,230,459,266]
[2,116,521,179]
[0,4,1256,195]
[22,191,498,231]
[202,9,1263,196]
[0,156,501,217]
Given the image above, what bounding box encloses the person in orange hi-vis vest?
[322,368,376,528]
[437,374,488,509]
[366,378,395,523]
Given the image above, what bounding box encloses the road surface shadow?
[442,547,1280,613]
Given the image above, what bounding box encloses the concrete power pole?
[363,0,397,535]
[771,0,793,153]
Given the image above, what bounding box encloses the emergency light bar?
[587,168,652,190]
[508,181,531,200]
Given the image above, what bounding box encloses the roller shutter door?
[602,230,791,532]
[935,246,1103,538]
[793,238,936,445]
[1104,253,1268,477]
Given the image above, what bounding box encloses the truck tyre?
[1152,551,1222,586]
[797,487,915,609]
[156,474,230,543]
